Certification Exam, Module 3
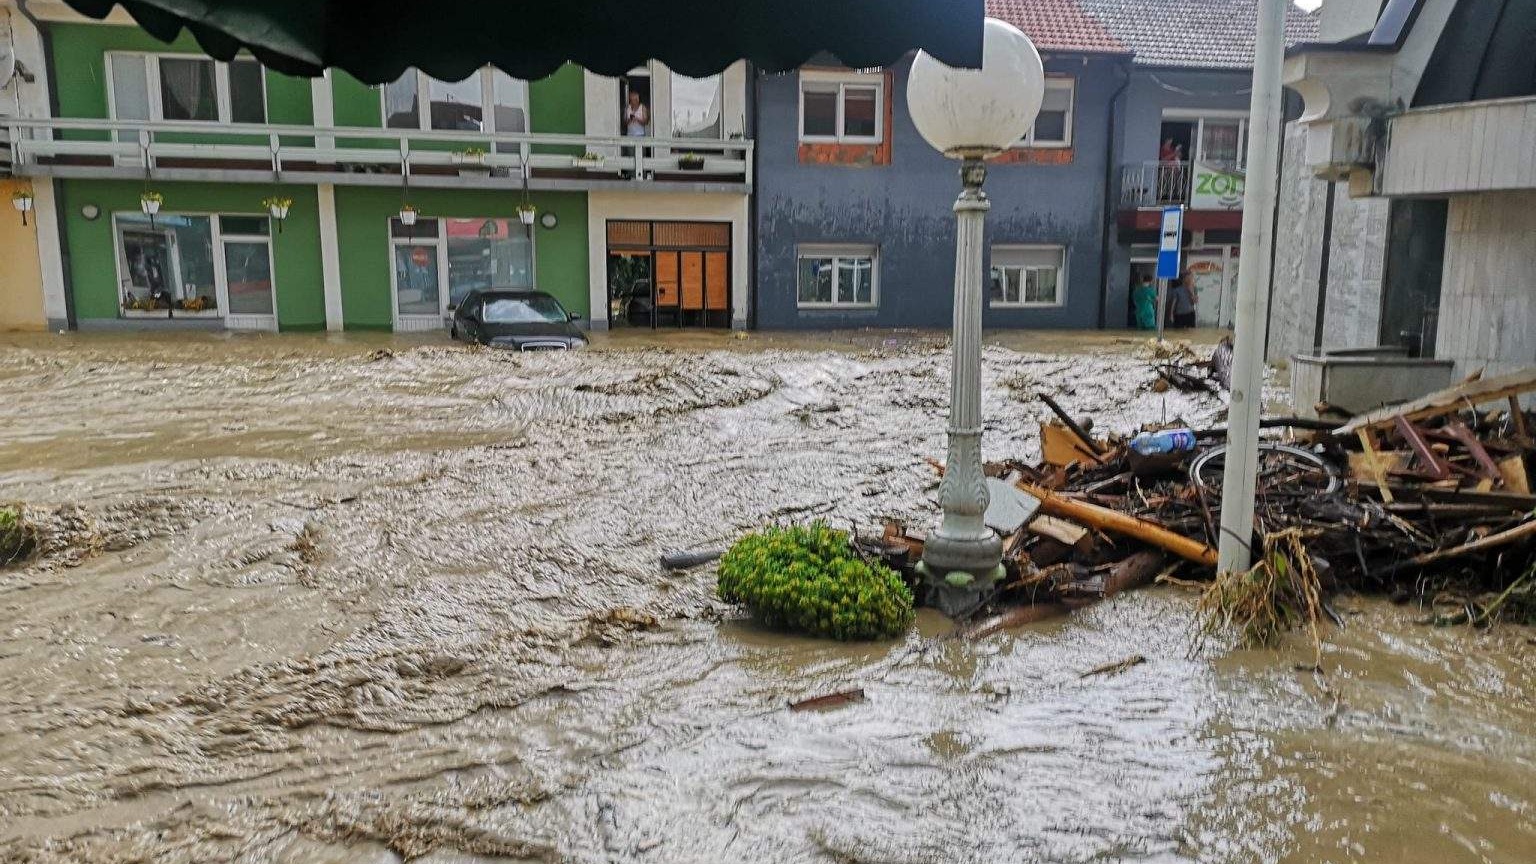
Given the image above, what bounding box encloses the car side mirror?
[568,312,583,322]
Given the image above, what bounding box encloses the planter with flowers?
[677,153,706,171]
[172,294,220,318]
[139,191,163,215]
[572,151,606,169]
[262,196,293,233]
[515,202,537,226]
[454,146,491,176]
[121,293,170,319]
[398,204,419,227]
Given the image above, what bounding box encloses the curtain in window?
[158,58,217,121]
[671,73,722,138]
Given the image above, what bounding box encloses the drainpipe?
[747,62,758,330]
[1310,182,1336,350]
[16,0,75,331]
[1095,58,1132,329]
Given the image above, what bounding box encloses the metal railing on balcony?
[2,117,753,190]
[1119,160,1191,208]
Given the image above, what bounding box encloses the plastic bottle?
[1129,427,1196,455]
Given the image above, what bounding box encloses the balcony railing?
[2,117,753,190]
[1120,160,1191,208]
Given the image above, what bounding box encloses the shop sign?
[1191,161,1245,210]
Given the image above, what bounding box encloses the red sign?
[410,247,431,267]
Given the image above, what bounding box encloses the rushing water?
[0,330,1531,864]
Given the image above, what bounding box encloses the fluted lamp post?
[908,18,1045,615]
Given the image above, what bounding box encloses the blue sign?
[1156,205,1184,280]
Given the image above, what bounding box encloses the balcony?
[1119,160,1192,208]
[1120,159,1247,212]
[2,117,753,192]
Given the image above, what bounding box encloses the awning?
[59,0,984,82]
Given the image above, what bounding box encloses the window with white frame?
[383,68,529,133]
[1017,77,1074,148]
[797,245,878,308]
[799,72,882,143]
[990,245,1065,307]
[106,52,267,124]
[389,217,535,320]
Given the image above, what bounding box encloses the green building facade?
[12,10,752,333]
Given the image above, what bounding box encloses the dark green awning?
[60,0,983,82]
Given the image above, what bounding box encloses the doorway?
[620,70,652,136]
[605,220,731,328]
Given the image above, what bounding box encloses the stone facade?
[1267,122,1389,362]
[1437,191,1536,378]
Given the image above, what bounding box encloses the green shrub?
[0,505,38,567]
[717,523,915,641]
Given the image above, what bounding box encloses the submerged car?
[450,290,587,350]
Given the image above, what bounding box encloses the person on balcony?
[1157,138,1180,202]
[624,90,650,137]
[621,89,651,179]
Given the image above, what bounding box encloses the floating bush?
[0,505,38,567]
[717,523,914,641]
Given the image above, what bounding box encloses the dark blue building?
[750,0,1320,332]
[752,1,1134,330]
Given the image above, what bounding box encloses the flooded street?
[1,330,1533,864]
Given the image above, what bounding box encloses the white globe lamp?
[908,18,1046,615]
[908,18,1045,159]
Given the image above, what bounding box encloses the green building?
[3,2,752,333]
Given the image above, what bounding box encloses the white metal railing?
[1120,160,1191,207]
[2,117,753,187]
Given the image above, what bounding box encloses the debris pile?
[878,366,1536,640]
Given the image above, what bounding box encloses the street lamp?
[908,18,1045,615]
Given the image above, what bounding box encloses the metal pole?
[1217,0,1287,573]
[921,157,1003,614]
[1155,278,1167,339]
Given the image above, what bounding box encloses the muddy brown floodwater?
[0,329,1532,864]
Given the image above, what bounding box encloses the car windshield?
[480,296,567,324]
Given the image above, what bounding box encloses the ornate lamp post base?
[919,158,1005,617]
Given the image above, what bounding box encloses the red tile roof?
[986,0,1131,55]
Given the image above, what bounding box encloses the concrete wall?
[1437,190,1536,378]
[1267,121,1389,361]
[0,178,47,331]
[754,53,1127,330]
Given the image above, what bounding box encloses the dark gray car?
[450,290,587,350]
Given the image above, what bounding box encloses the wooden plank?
[1336,367,1536,435]
[1356,428,1395,503]
[1041,422,1102,468]
[1510,396,1529,439]
[681,252,704,310]
[1499,455,1531,495]
[704,251,729,311]
[1028,514,1088,547]
[1015,481,1219,567]
[655,252,679,305]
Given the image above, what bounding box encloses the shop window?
[990,245,1065,307]
[797,244,877,308]
[107,53,267,124]
[114,212,275,317]
[389,217,534,321]
[799,72,883,143]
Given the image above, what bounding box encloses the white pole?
[1155,278,1167,339]
[1217,0,1287,573]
